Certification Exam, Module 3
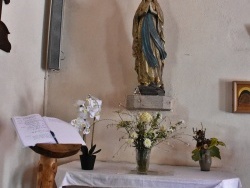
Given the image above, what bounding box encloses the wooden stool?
[30,143,81,188]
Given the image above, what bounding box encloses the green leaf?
[93,149,101,155]
[209,146,221,159]
[217,141,226,147]
[89,144,96,155]
[191,148,201,161]
[209,137,218,147]
[81,145,89,156]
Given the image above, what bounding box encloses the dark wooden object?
[0,0,11,53]
[30,143,81,188]
[47,0,64,70]
[0,0,2,20]
[0,0,10,20]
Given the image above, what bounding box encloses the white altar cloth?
[55,160,242,188]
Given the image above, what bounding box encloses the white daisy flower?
[144,138,152,148]
[131,132,138,139]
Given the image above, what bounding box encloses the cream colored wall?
[0,1,45,188]
[7,0,250,188]
[46,0,250,187]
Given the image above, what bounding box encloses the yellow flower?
[159,125,166,131]
[139,112,153,123]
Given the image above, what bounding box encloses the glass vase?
[136,148,151,174]
[199,149,212,171]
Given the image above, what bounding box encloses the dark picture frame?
[233,81,250,113]
[46,0,64,70]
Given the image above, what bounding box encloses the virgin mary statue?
[132,0,167,95]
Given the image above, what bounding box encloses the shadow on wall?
[12,150,37,188]
[160,0,179,97]
[104,0,135,107]
[219,79,233,113]
[10,89,43,187]
[47,0,182,120]
[245,24,250,36]
[0,118,6,186]
[219,123,239,171]
[58,0,136,109]
[158,1,190,122]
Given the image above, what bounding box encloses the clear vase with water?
[136,148,151,174]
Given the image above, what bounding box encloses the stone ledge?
[126,95,173,111]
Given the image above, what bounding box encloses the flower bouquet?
[112,108,186,174]
[192,124,226,171]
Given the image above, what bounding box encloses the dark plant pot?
[199,150,212,171]
[80,154,96,170]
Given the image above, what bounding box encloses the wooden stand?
[30,143,81,188]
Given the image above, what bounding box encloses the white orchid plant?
[71,95,102,156]
[112,108,186,152]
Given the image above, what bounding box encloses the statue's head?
[0,21,11,53]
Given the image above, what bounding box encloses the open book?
[12,114,85,147]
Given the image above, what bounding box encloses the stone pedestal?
[126,95,173,111]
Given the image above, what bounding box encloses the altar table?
[55,160,242,188]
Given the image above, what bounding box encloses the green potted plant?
[71,95,102,170]
[80,144,101,170]
[192,124,226,171]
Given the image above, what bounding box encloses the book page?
[44,117,85,145]
[12,114,56,147]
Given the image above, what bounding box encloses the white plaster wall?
[46,0,250,187]
[0,1,45,187]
